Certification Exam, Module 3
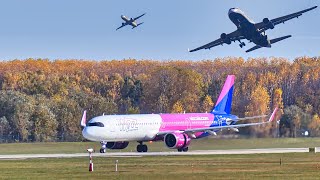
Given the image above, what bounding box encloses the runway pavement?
[0,147,318,159]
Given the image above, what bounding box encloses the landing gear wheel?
[100,148,106,153]
[182,147,189,152]
[137,144,148,152]
[142,145,148,152]
[137,145,142,152]
[239,42,246,48]
[177,148,182,152]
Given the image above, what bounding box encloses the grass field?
[0,137,320,154]
[1,153,320,179]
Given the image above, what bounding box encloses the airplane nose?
[229,8,235,14]
[82,127,97,141]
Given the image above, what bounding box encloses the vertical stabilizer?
[211,75,235,114]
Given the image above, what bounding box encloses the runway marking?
[0,148,316,160]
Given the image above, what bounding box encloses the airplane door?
[109,120,116,133]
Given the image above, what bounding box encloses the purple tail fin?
[211,75,235,114]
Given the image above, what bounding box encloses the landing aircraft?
[116,13,146,30]
[81,75,278,153]
[189,6,317,53]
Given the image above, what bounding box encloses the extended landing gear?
[177,147,189,152]
[136,141,148,152]
[239,42,246,48]
[100,141,107,153]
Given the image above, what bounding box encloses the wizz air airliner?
[81,75,278,153]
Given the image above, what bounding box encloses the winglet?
[81,110,87,127]
[268,107,278,122]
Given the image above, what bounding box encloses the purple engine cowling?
[106,141,129,149]
[164,132,191,149]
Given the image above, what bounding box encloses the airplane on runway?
[81,75,278,153]
[189,6,317,53]
[116,13,146,30]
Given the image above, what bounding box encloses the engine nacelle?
[263,18,274,29]
[106,141,129,149]
[220,33,227,40]
[220,33,231,44]
[164,132,191,149]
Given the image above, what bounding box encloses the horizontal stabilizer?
[270,35,292,44]
[137,22,144,26]
[245,45,262,53]
[246,35,292,53]
[132,22,144,29]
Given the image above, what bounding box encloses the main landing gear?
[177,147,189,152]
[239,41,246,48]
[100,141,107,153]
[137,141,148,152]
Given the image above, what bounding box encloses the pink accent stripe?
[159,113,214,132]
[215,75,235,106]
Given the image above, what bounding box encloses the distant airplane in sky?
[116,13,146,30]
[81,75,278,153]
[189,6,317,53]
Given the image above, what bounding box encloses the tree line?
[0,57,319,142]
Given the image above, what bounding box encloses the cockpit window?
[88,122,104,127]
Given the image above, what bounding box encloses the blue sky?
[0,0,318,61]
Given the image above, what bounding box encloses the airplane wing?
[157,108,278,136]
[189,29,245,52]
[134,13,146,21]
[255,6,317,32]
[116,24,127,31]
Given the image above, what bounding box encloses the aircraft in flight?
[116,13,146,30]
[189,6,317,53]
[81,75,278,153]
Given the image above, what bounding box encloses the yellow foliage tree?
[308,114,320,137]
[246,85,271,137]
[171,101,184,113]
[201,95,214,112]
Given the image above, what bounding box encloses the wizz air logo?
[119,118,138,132]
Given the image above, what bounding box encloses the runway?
[0,147,318,159]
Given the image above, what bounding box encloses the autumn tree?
[171,101,184,113]
[308,114,320,137]
[245,85,271,137]
[201,95,214,112]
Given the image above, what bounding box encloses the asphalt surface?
[0,148,318,159]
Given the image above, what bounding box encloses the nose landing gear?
[100,141,107,153]
[137,141,148,152]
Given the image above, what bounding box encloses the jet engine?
[263,18,274,29]
[106,141,129,149]
[164,132,191,149]
[220,33,231,44]
[122,23,126,26]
